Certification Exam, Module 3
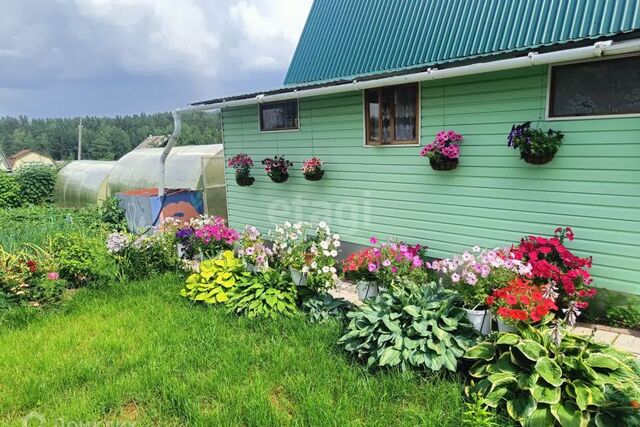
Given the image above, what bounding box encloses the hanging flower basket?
[302,157,325,181]
[420,130,463,172]
[228,153,255,186]
[269,170,289,183]
[262,155,293,184]
[507,122,563,166]
[235,171,255,186]
[521,151,556,165]
[429,157,458,171]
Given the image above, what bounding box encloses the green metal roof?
[284,0,640,86]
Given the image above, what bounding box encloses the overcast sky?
[0,0,313,118]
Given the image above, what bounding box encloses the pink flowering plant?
[429,246,532,310]
[420,130,463,163]
[362,236,431,287]
[237,225,273,272]
[262,155,293,182]
[175,216,239,259]
[228,153,255,185]
[301,157,324,180]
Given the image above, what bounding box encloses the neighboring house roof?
[135,135,169,150]
[284,0,640,86]
[7,149,55,169]
[0,148,9,170]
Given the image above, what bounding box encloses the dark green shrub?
[302,293,355,324]
[0,173,21,208]
[464,324,640,426]
[227,269,298,318]
[338,282,479,372]
[98,196,126,231]
[14,163,57,205]
[51,232,116,287]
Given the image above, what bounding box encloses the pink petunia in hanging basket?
[419,130,463,171]
[301,157,324,181]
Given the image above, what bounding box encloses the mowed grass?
[0,275,466,426]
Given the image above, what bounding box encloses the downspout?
[158,109,182,197]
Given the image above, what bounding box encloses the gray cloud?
[0,0,312,117]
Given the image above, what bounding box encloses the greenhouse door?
[201,155,228,220]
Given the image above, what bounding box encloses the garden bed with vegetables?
[1,203,639,426]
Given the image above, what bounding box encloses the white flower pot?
[290,267,307,287]
[176,243,186,259]
[497,318,517,333]
[465,308,492,336]
[357,280,379,301]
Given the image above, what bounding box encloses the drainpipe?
[158,109,182,197]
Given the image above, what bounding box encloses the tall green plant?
[0,173,21,208]
[338,282,479,372]
[14,164,57,205]
[464,324,640,426]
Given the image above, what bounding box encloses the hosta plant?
[180,250,250,304]
[302,292,355,324]
[338,281,479,372]
[227,269,298,318]
[464,323,640,427]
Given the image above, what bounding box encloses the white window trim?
[362,83,422,148]
[257,99,301,133]
[546,53,640,121]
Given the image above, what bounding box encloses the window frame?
[546,53,640,121]
[363,83,421,147]
[258,99,300,132]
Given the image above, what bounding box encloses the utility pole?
[77,117,83,160]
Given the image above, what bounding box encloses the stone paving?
[329,280,640,358]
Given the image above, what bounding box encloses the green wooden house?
[184,0,640,295]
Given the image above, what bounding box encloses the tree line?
[0,111,222,161]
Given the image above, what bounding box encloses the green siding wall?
[221,66,640,295]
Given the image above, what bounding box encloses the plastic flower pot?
[290,267,307,287]
[464,308,492,335]
[269,170,289,183]
[429,157,458,171]
[522,151,555,165]
[497,317,518,333]
[235,172,255,186]
[357,280,379,301]
[245,262,257,273]
[304,169,324,181]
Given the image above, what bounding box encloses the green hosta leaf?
[215,292,228,303]
[584,353,622,370]
[379,347,401,367]
[535,357,564,387]
[594,412,617,427]
[496,333,520,345]
[507,392,537,421]
[517,372,539,390]
[488,372,517,387]
[495,352,520,374]
[482,386,509,408]
[531,380,561,404]
[524,407,554,427]
[403,305,420,317]
[469,361,489,378]
[517,340,548,361]
[426,338,445,355]
[381,315,401,333]
[186,274,200,284]
[571,380,593,411]
[464,342,496,361]
[550,401,583,427]
[442,349,457,372]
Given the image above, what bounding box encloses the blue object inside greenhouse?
[116,189,204,233]
[285,0,640,85]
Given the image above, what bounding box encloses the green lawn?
[0,275,466,426]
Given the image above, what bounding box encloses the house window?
[549,55,640,118]
[259,100,298,131]
[365,83,419,145]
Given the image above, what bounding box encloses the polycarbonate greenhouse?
[108,145,227,218]
[54,160,115,208]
